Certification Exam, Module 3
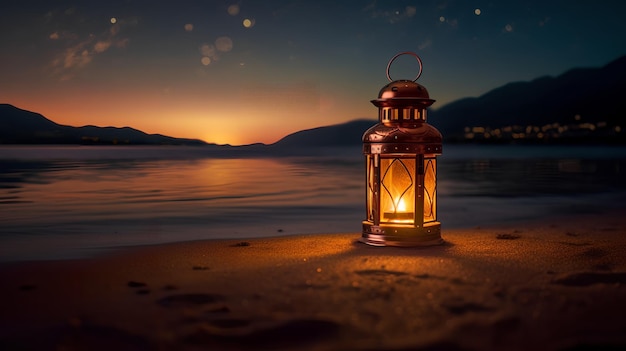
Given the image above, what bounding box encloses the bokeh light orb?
[228,4,240,16]
[243,18,255,28]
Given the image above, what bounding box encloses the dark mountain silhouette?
[264,56,626,148]
[270,119,375,148]
[2,56,624,148]
[429,55,626,141]
[0,104,207,145]
[263,119,375,155]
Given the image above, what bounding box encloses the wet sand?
[1,210,625,351]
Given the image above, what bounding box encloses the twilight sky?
[1,1,625,145]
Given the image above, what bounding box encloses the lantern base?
[361,222,442,247]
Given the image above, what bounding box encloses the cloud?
[63,46,92,69]
[405,6,417,18]
[365,4,419,24]
[93,40,111,53]
[116,38,130,48]
[418,39,432,50]
[49,18,132,79]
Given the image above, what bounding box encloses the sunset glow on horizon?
[2,1,625,145]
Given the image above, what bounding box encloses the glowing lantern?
[361,52,443,246]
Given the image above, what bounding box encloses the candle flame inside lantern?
[396,197,406,212]
[384,195,414,222]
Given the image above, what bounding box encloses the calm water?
[1,144,626,261]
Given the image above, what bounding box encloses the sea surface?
[1,144,626,261]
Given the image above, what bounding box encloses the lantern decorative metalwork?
[361,52,443,246]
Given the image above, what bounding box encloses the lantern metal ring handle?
[386,51,423,82]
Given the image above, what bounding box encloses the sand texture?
[1,211,626,351]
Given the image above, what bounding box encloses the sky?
[1,1,625,145]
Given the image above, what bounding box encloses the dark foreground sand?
[1,210,626,351]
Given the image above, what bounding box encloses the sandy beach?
[1,209,625,351]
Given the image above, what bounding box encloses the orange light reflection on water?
[0,154,364,228]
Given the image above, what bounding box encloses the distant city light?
[184,23,193,32]
[474,9,481,15]
[110,17,117,24]
[439,16,445,22]
[504,24,513,32]
[462,117,620,141]
[201,57,211,65]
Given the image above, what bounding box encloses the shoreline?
[1,209,626,350]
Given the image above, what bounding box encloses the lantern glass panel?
[424,157,437,223]
[366,155,376,221]
[380,157,416,223]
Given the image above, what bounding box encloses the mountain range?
[0,104,206,146]
[430,55,626,142]
[1,55,625,148]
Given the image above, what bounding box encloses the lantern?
[361,52,443,246]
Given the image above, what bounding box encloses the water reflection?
[0,155,365,238]
[1,145,626,260]
[439,158,626,197]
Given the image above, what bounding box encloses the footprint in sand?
[19,284,37,291]
[208,318,251,329]
[184,318,341,348]
[580,247,608,259]
[496,233,520,240]
[157,293,224,308]
[127,281,147,288]
[354,269,408,277]
[552,272,626,286]
[127,281,150,295]
[442,300,494,315]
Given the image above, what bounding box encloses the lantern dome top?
[373,79,433,102]
[371,52,435,109]
[379,80,430,99]
[371,80,435,108]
